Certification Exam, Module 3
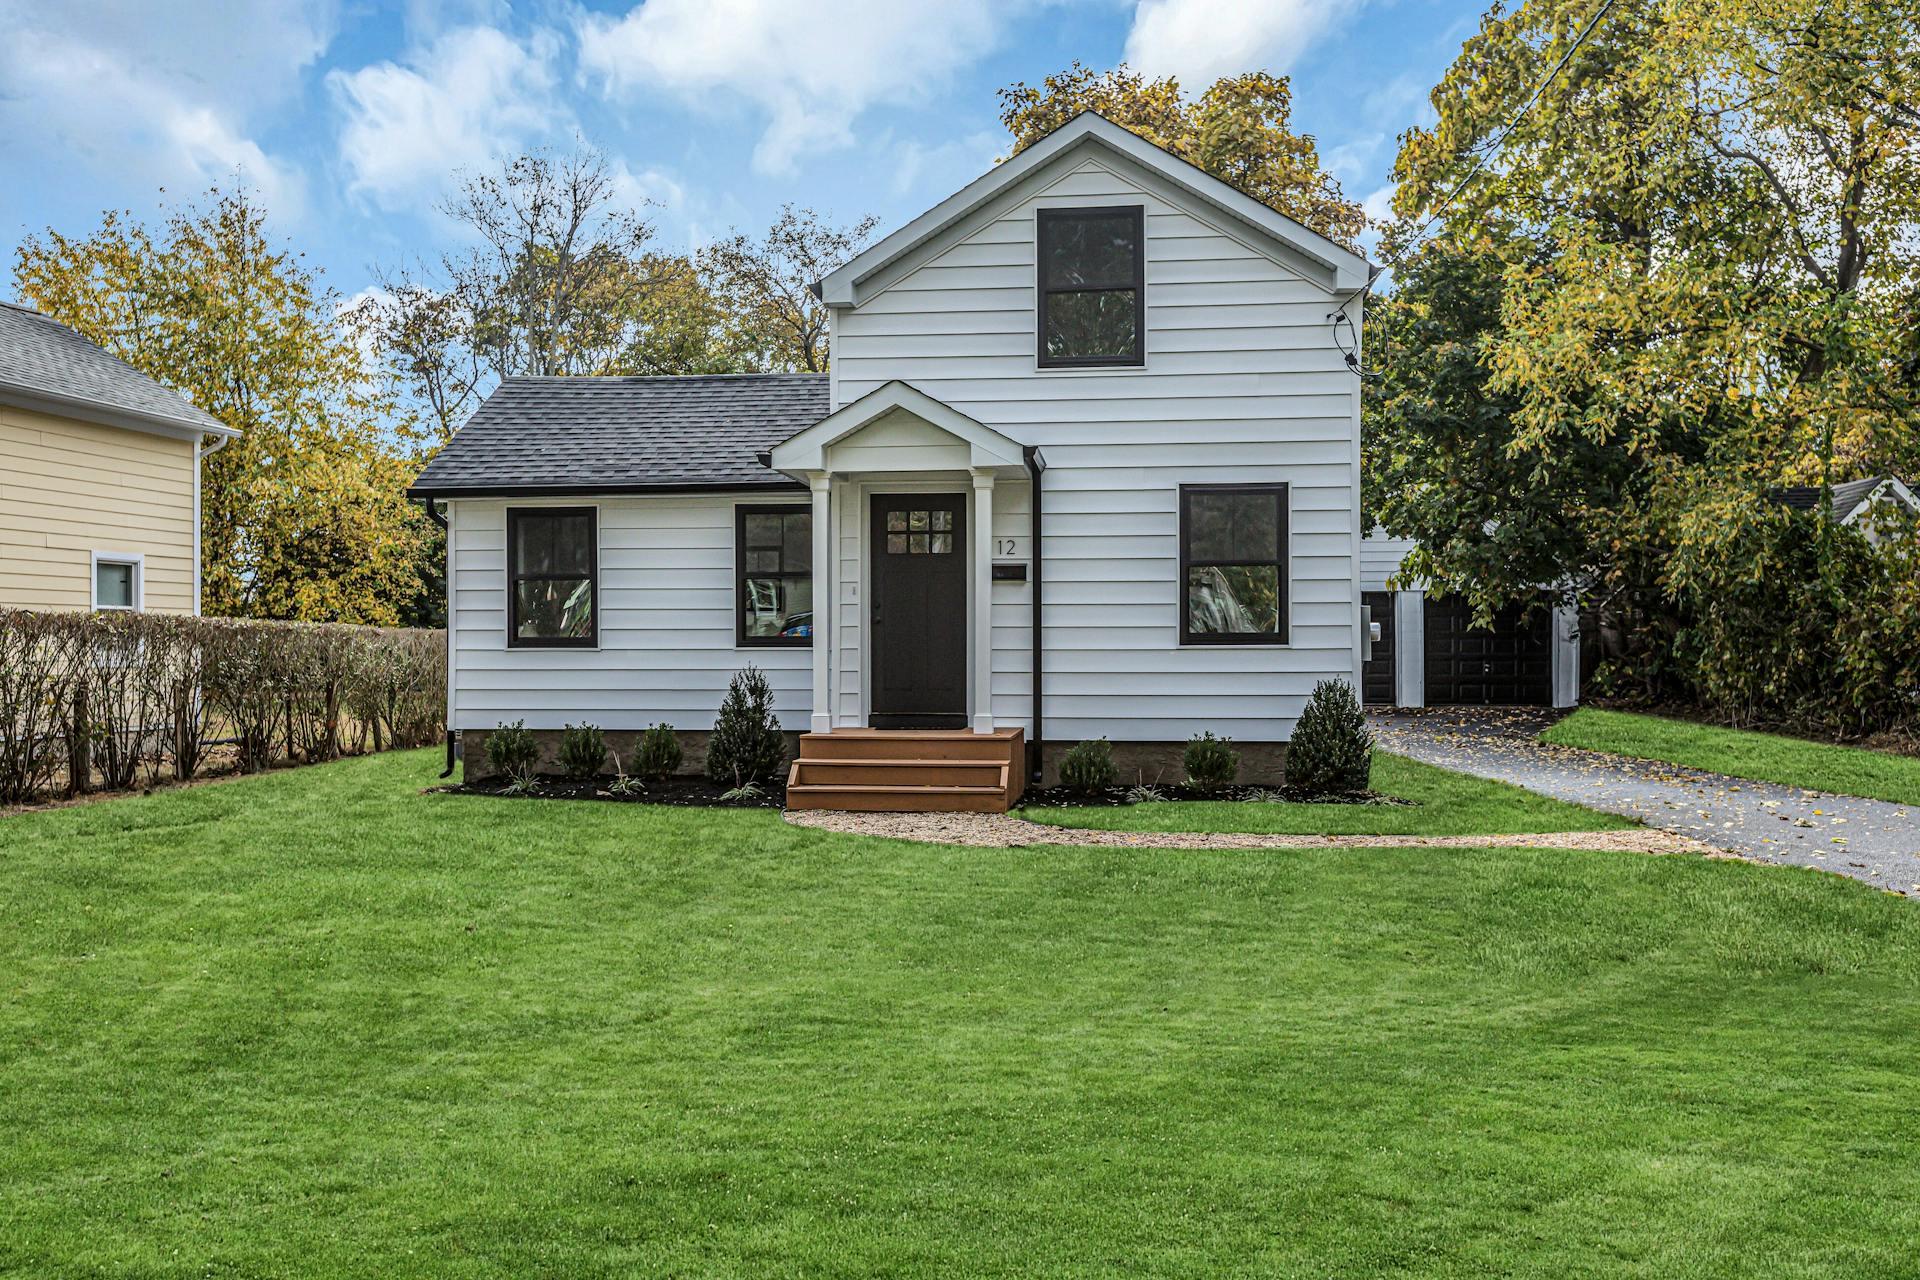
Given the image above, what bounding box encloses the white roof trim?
[0,380,240,442]
[1843,477,1919,524]
[769,381,1026,473]
[816,112,1371,307]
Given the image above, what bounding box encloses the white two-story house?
[410,113,1376,809]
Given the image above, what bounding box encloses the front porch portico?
[767,380,1035,739]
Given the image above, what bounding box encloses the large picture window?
[1037,205,1145,367]
[737,505,812,646]
[1180,484,1289,645]
[507,507,597,647]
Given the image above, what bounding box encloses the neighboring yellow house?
[0,301,238,614]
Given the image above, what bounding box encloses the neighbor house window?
[737,505,812,646]
[91,553,142,611]
[1180,484,1289,645]
[1037,205,1145,367]
[507,507,597,647]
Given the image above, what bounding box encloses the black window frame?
[506,505,599,649]
[1036,204,1146,369]
[1178,483,1291,646]
[735,503,814,648]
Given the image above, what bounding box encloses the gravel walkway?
[785,807,1717,856]
[1373,708,1920,894]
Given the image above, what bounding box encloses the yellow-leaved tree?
[15,190,431,625]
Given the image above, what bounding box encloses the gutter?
[416,495,457,779]
[1024,445,1046,784]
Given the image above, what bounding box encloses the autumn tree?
[697,205,880,373]
[15,191,430,624]
[1370,0,1920,722]
[999,62,1365,247]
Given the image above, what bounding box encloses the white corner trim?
[90,549,145,612]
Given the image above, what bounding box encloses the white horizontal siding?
[448,495,810,732]
[830,155,1362,743]
[1361,533,1421,592]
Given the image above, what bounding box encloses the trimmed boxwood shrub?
[1288,679,1372,795]
[558,722,607,779]
[1059,738,1117,791]
[485,720,540,785]
[706,666,786,786]
[1183,732,1239,790]
[636,722,682,781]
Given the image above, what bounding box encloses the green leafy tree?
[697,205,880,373]
[15,190,430,624]
[1370,0,1920,708]
[999,62,1365,247]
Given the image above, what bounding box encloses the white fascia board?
[0,381,239,442]
[769,380,1026,473]
[1841,477,1919,524]
[815,112,1371,307]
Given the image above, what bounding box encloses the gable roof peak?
[815,110,1369,308]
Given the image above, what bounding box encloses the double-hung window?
[1037,205,1145,367]
[507,507,597,647]
[737,505,812,646]
[1180,484,1290,645]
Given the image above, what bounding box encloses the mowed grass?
[1543,707,1920,806]
[1023,750,1636,835]
[3,752,1919,1278]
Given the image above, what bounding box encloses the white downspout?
[194,433,231,615]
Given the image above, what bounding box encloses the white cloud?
[1123,0,1357,85]
[0,0,328,218]
[575,0,1016,175]
[329,26,567,212]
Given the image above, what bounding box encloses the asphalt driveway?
[1372,708,1920,894]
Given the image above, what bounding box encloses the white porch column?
[970,468,996,734]
[809,472,833,733]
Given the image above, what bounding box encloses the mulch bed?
[438,775,787,809]
[1020,783,1413,808]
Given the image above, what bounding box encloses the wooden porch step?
[788,726,1026,812]
[792,758,1007,787]
[785,781,1012,813]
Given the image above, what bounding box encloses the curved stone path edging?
[784,807,1723,856]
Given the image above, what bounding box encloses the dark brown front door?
[870,494,967,728]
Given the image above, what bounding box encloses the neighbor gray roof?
[0,301,232,437]
[1773,476,1911,522]
[409,374,829,497]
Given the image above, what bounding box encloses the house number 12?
[995,538,1021,556]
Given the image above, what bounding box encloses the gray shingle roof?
[1773,476,1906,521]
[0,301,230,435]
[409,374,828,496]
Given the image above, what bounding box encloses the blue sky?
[0,0,1475,312]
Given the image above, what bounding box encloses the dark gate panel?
[1362,590,1396,706]
[1423,594,1552,705]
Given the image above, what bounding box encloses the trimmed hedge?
[0,609,445,804]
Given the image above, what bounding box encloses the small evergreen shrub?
[1183,731,1239,790]
[636,722,683,781]
[485,720,540,786]
[706,666,786,785]
[558,722,607,779]
[1288,679,1372,795]
[1059,738,1117,791]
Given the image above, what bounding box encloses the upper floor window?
[91,553,141,611]
[1180,484,1289,645]
[737,505,812,646]
[1037,206,1144,368]
[507,507,597,647]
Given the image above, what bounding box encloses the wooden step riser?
[794,762,1006,787]
[786,788,1011,813]
[800,739,1018,764]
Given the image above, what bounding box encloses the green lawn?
[1023,750,1637,835]
[4,751,1919,1278]
[1543,707,1920,806]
